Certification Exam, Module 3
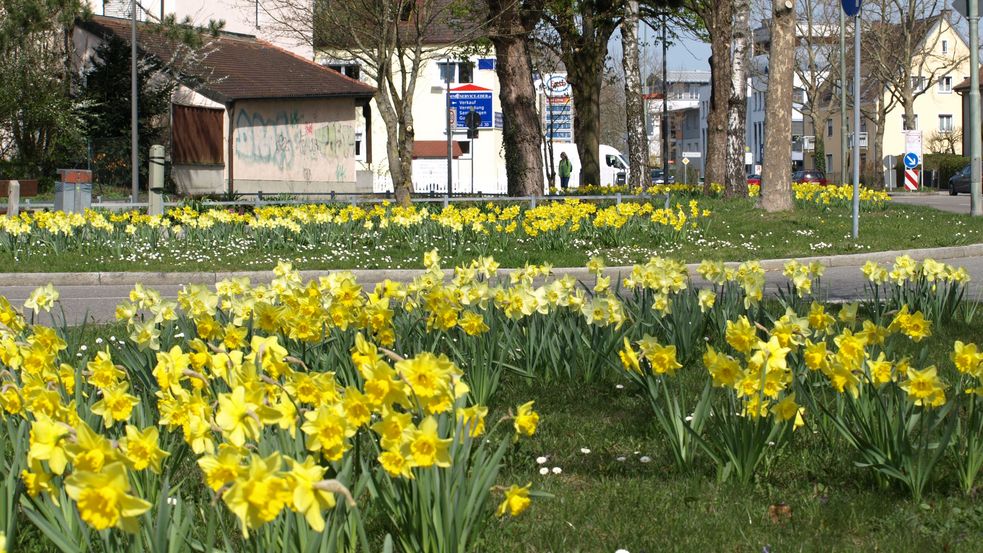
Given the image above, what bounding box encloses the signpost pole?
[851,8,861,239]
[445,63,453,198]
[969,0,982,215]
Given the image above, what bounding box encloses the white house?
[89,0,312,57]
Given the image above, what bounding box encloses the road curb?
[2,243,982,288]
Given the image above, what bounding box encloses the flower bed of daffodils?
[0,199,708,261]
[0,252,980,552]
[555,182,892,210]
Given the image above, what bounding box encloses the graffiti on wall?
[234,103,356,182]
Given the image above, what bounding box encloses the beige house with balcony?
[820,11,969,185]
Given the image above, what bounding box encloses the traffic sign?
[955,0,983,18]
[449,85,493,129]
[903,152,920,169]
[681,157,690,166]
[904,168,919,191]
[841,0,861,16]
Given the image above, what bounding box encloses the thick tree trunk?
[622,0,648,189]
[703,0,732,192]
[725,0,750,198]
[760,0,796,212]
[567,56,605,187]
[493,34,544,196]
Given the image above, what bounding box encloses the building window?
[326,64,360,80]
[939,75,953,93]
[437,62,455,83]
[826,118,833,138]
[903,115,919,131]
[457,62,473,84]
[939,114,954,132]
[860,118,867,133]
[826,153,833,172]
[910,76,926,93]
[793,87,806,105]
[355,132,365,161]
[942,39,949,54]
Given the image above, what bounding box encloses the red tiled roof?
[413,141,463,158]
[78,15,375,104]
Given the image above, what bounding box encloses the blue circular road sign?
[904,152,920,169]
[842,0,861,16]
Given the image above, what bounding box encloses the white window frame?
[903,115,919,131]
[942,39,949,54]
[939,114,954,133]
[938,75,953,94]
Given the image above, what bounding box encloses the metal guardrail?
[6,192,675,212]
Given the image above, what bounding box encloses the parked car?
[949,164,971,195]
[791,170,827,186]
[650,168,675,185]
[747,174,761,186]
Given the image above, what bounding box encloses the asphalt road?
[890,192,971,214]
[4,257,983,325]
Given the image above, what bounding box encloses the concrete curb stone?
[2,242,982,287]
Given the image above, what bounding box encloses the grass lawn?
[4,198,982,273]
[478,317,983,553]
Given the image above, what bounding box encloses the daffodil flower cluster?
[746,182,891,207]
[0,262,545,544]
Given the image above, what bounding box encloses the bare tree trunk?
[726,0,751,197]
[374,83,413,205]
[867,107,887,189]
[703,0,732,192]
[494,34,544,196]
[760,0,796,212]
[622,0,647,189]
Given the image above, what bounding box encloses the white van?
[543,144,628,191]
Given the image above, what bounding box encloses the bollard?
[442,196,449,208]
[7,180,19,217]
[530,195,537,209]
[148,145,165,216]
[616,192,622,205]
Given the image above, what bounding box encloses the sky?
[608,23,712,76]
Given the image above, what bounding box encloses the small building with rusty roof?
[74,15,376,196]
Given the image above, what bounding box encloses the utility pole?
[969,0,982,216]
[131,0,139,204]
[839,8,848,185]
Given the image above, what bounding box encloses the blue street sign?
[449,90,493,129]
[841,0,861,16]
[904,152,920,169]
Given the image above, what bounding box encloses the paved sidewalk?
[3,244,982,324]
